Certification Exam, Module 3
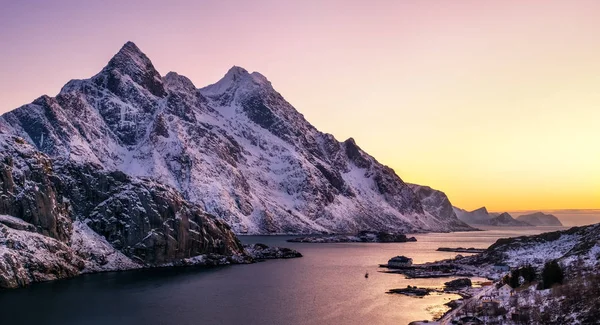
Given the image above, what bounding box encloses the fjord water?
[0,227,563,325]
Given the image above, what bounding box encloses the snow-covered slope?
[517,212,563,226]
[0,42,470,234]
[465,223,600,268]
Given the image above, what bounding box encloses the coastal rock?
[444,278,472,288]
[0,135,250,289]
[244,243,303,259]
[387,286,436,297]
[0,223,84,289]
[55,161,245,265]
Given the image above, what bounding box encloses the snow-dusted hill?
[0,42,471,234]
[464,223,600,269]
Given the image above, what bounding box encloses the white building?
[387,256,413,268]
[498,284,513,298]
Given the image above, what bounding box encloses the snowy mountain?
[517,212,563,226]
[0,41,472,235]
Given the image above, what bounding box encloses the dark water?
[0,227,564,325]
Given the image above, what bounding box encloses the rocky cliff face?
[453,206,494,225]
[1,42,470,235]
[408,184,474,231]
[0,135,247,288]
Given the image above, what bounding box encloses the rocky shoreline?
[244,243,303,260]
[380,262,475,278]
[287,231,417,243]
[0,221,302,290]
[436,247,485,253]
[387,278,473,298]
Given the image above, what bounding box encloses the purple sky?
[1,0,599,212]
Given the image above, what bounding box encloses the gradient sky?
[1,0,599,212]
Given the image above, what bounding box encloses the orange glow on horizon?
[0,0,598,212]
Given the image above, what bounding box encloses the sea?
[0,227,565,325]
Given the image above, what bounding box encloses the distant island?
[287,231,417,243]
[453,206,563,227]
[516,212,563,226]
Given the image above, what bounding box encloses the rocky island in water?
[287,231,417,243]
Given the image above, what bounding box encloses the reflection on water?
[0,227,564,325]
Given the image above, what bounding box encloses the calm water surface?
[0,227,564,325]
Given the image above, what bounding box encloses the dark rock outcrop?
[244,243,303,259]
[55,162,245,265]
[0,135,249,288]
[0,135,71,242]
[444,278,472,289]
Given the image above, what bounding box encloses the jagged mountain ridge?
[454,206,532,227]
[0,42,472,234]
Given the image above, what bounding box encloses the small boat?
[365,272,369,278]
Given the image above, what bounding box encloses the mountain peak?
[107,41,149,70]
[200,66,271,98]
[472,207,488,214]
[98,41,166,97]
[226,66,250,78]
[163,71,197,93]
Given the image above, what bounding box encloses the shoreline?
[408,284,487,325]
[0,244,302,291]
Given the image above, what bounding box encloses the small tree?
[509,269,520,288]
[541,260,564,289]
[520,264,537,283]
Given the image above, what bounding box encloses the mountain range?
[0,42,473,288]
[453,207,531,226]
[453,206,564,227]
[0,41,471,235]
